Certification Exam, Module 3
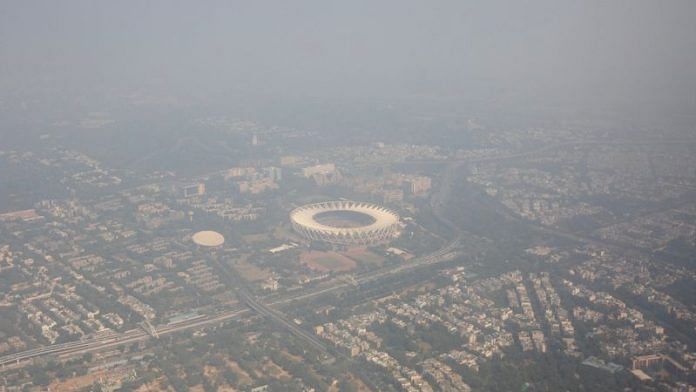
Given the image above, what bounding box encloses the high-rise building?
[404,176,432,196]
[264,166,282,181]
[183,183,205,198]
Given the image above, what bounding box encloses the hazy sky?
[2,1,695,108]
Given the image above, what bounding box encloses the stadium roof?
[291,201,398,235]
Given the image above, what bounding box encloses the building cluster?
[561,278,695,379]
[468,126,583,149]
[135,201,186,229]
[336,172,432,206]
[170,166,285,221]
[316,257,696,389]
[528,272,580,357]
[19,148,124,189]
[419,358,471,392]
[476,271,574,356]
[315,263,652,387]
[224,165,282,194]
[0,181,245,353]
[179,196,266,222]
[306,143,447,167]
[296,163,341,186]
[181,259,225,293]
[570,248,696,326]
[0,245,16,272]
[318,269,592,390]
[1,145,332,361]
[630,353,692,383]
[581,356,624,374]
[467,144,696,228]
[0,219,139,349]
[16,282,125,345]
[2,122,696,390]
[596,202,696,250]
[317,311,442,392]
[468,165,606,226]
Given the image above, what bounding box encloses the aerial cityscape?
[1,1,695,391]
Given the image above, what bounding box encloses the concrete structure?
[290,201,400,245]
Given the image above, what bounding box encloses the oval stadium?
[290,201,400,245]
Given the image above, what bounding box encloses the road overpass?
[240,291,330,355]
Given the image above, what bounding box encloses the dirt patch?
[232,259,272,282]
[263,359,292,381]
[203,364,220,380]
[224,358,253,385]
[345,374,373,392]
[300,250,356,272]
[281,349,304,362]
[134,378,173,392]
[49,368,133,391]
[242,233,269,244]
[328,381,341,392]
[274,224,299,241]
[342,248,385,266]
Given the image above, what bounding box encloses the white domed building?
[192,230,225,248]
